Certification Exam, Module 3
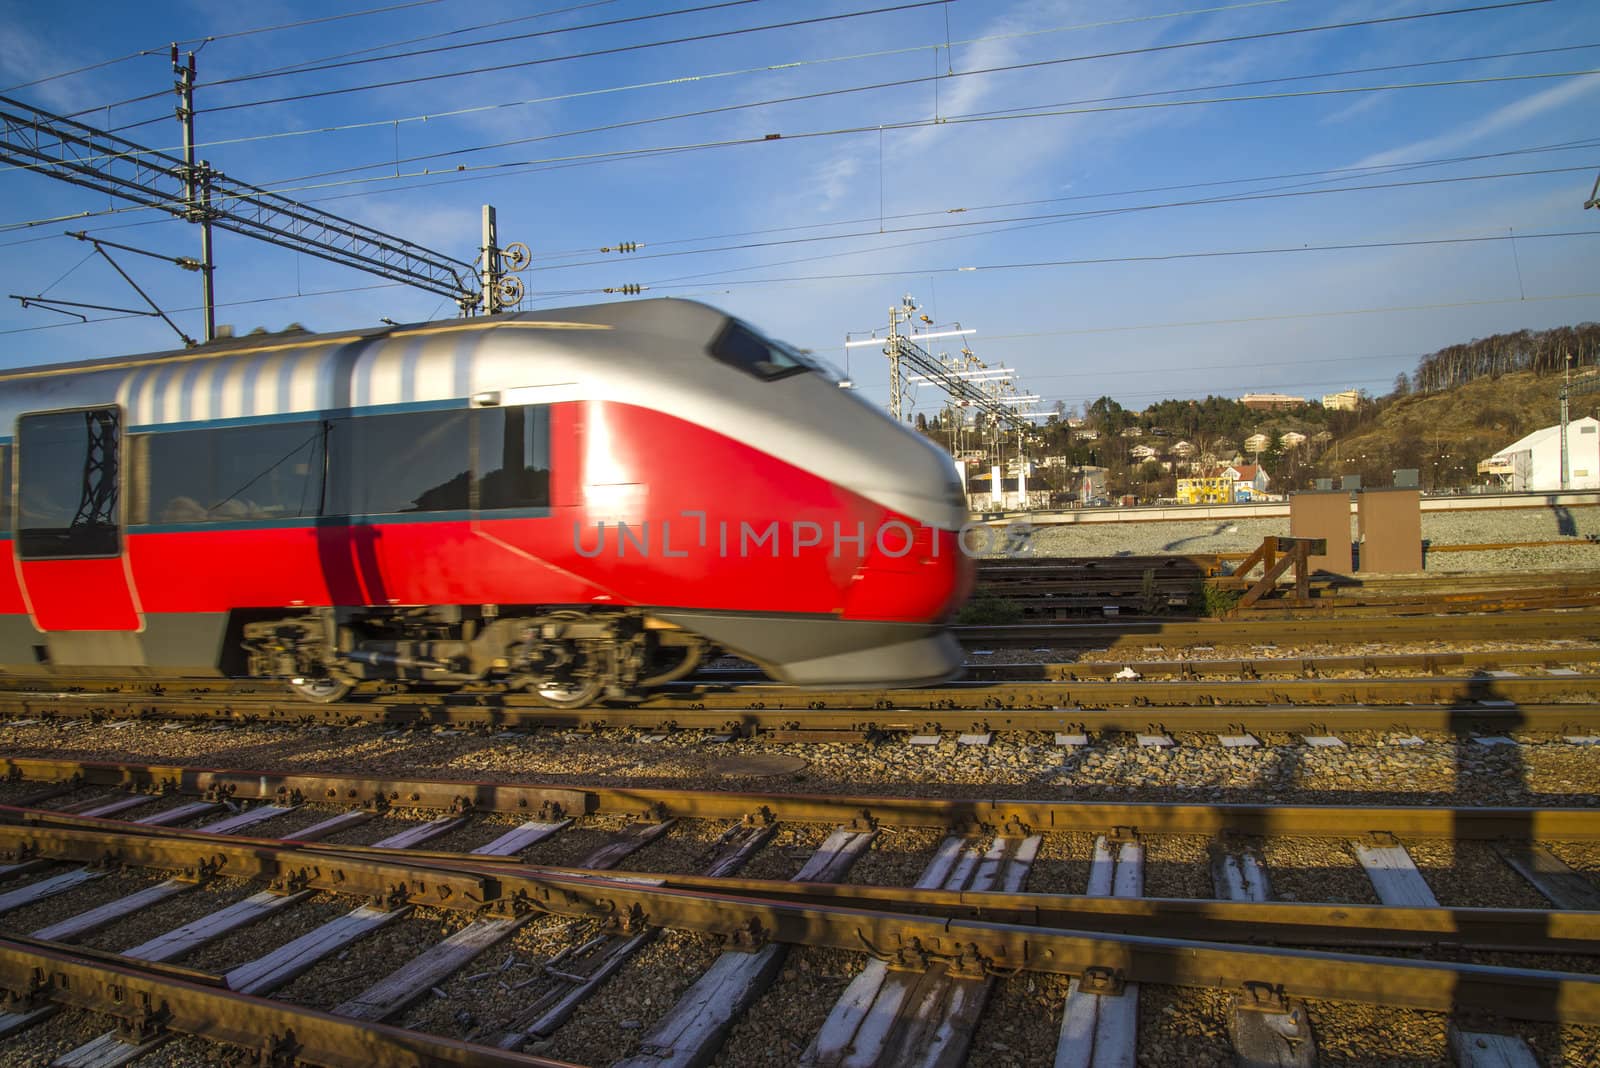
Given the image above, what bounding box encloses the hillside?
[1314,370,1585,490]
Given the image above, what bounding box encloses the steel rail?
[2,822,1599,1025]
[956,609,1600,648]
[0,936,568,1068]
[632,876,1600,954]
[3,693,1595,733]
[8,804,1596,955]
[5,802,1595,956]
[13,640,1600,696]
[7,672,1600,710]
[5,759,1597,838]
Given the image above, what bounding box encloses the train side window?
[473,404,550,510]
[16,408,121,559]
[139,421,326,524]
[327,408,470,516]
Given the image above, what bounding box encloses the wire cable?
[629,229,1600,294]
[199,0,1544,116]
[273,41,1600,188]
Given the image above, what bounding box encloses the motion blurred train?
[0,300,973,705]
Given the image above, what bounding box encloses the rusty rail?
[2,816,1599,1027]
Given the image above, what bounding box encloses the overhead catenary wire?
[233,0,621,81]
[72,0,766,123]
[222,0,1298,85]
[627,229,1600,294]
[192,0,1550,117]
[99,0,1313,146]
[527,164,1600,275]
[96,66,1599,213]
[270,40,1600,189]
[193,0,951,116]
[3,135,1589,259]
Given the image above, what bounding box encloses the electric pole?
[171,45,215,341]
[2,93,484,328]
[884,296,912,422]
[1562,350,1573,491]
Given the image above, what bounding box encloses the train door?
[13,406,142,633]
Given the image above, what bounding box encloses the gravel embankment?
[1,718,1594,808]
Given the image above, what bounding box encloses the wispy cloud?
[1350,75,1600,169]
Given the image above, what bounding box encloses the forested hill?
[1411,323,1600,393]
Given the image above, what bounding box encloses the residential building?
[1478,417,1600,490]
[1170,440,1196,458]
[1321,389,1362,411]
[1241,392,1305,411]
[1176,476,1232,504]
[1244,432,1271,454]
[1221,462,1271,500]
[1279,431,1307,448]
[1130,443,1159,461]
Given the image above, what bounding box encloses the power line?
[14,21,1589,203]
[799,292,1600,355]
[242,67,1600,207]
[232,0,620,81]
[534,164,1599,274]
[1,50,163,95]
[3,134,1581,252]
[100,0,1309,147]
[228,0,1296,85]
[196,0,949,115]
[630,229,1600,293]
[277,40,1600,189]
[201,0,1545,118]
[528,137,1600,259]
[0,278,410,338]
[175,0,454,46]
[74,0,743,123]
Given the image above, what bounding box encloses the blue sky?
[2,0,1597,421]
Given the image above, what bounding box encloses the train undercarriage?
[241,606,708,707]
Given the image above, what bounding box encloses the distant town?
[915,323,1600,511]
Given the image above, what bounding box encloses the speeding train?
[0,299,974,705]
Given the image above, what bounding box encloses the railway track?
[2,613,1600,736]
[956,606,1600,648]
[972,559,1600,617]
[0,758,1597,1065]
[1,677,1597,737]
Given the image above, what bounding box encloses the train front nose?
[840,522,973,625]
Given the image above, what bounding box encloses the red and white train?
[0,299,973,704]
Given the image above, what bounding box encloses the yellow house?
[1176,476,1232,504]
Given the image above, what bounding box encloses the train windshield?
[710,319,832,382]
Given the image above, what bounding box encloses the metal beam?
[0,94,479,305]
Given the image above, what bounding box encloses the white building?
[1479,417,1600,490]
[1322,389,1362,411]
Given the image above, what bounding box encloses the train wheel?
[534,676,604,708]
[287,676,353,703]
